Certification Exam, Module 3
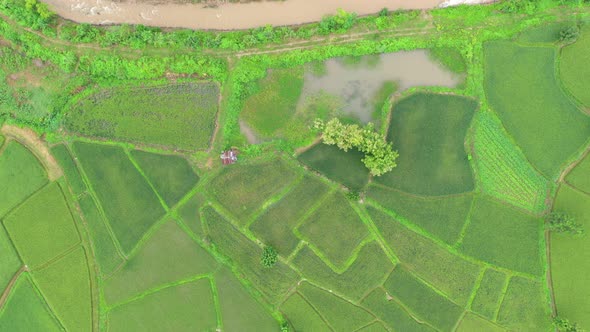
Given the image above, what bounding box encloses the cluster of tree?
[260,246,278,268]
[560,25,581,44]
[554,316,584,332]
[546,211,584,235]
[313,118,399,176]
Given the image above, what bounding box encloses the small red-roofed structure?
[220,149,237,165]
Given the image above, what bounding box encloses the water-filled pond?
[299,50,463,123]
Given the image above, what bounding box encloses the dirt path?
[558,144,590,183]
[1,125,63,181]
[0,265,28,310]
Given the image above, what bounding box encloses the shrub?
[553,316,583,332]
[261,246,278,268]
[560,25,580,44]
[546,211,584,235]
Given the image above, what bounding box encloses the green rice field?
[3,4,590,331]
[64,83,219,151]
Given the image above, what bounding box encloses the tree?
[553,316,584,332]
[313,118,398,176]
[261,246,278,268]
[546,211,584,235]
[560,25,580,44]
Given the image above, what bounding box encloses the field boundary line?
[125,149,170,212]
[453,194,478,248]
[366,200,543,282]
[465,268,487,311]
[452,311,468,332]
[0,265,27,310]
[26,272,69,332]
[294,290,336,331]
[492,275,512,322]
[69,143,128,260]
[208,276,224,331]
[298,280,379,318]
[117,215,172,268]
[352,204,400,265]
[1,124,63,181]
[106,273,214,311]
[376,285,440,331]
[244,173,305,229]
[285,241,306,263]
[352,320,382,332]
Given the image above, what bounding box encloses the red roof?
[221,150,237,165]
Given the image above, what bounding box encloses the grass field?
[215,268,278,332]
[469,269,506,320]
[0,226,21,295]
[0,141,47,218]
[108,279,218,332]
[565,153,590,194]
[298,144,370,191]
[78,195,123,276]
[292,242,393,301]
[369,207,480,305]
[207,160,299,223]
[383,266,464,331]
[250,175,330,256]
[0,274,62,332]
[459,196,544,276]
[367,185,473,244]
[3,182,80,268]
[472,111,549,213]
[428,47,467,74]
[456,313,504,332]
[50,144,87,197]
[356,322,389,332]
[560,24,590,107]
[281,293,332,332]
[496,277,551,331]
[550,184,590,328]
[241,67,304,137]
[64,82,219,150]
[73,142,166,254]
[484,41,590,178]
[130,150,199,207]
[178,192,207,237]
[517,22,571,44]
[33,247,92,332]
[298,282,375,331]
[375,93,476,196]
[104,220,218,305]
[361,288,435,332]
[297,193,369,268]
[203,206,300,305]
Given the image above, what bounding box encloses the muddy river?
[41,0,489,30]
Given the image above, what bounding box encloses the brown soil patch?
[1,125,63,181]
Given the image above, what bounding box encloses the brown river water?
[40,0,486,30]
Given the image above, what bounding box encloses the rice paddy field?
[3,3,590,332]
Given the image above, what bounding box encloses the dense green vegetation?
[0,141,47,217]
[2,0,590,330]
[376,93,476,195]
[551,183,590,328]
[3,182,79,268]
[0,275,62,331]
[73,142,166,254]
[484,40,590,178]
[64,83,219,151]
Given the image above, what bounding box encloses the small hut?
[220,149,237,165]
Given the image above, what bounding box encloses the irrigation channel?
[41,0,492,30]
